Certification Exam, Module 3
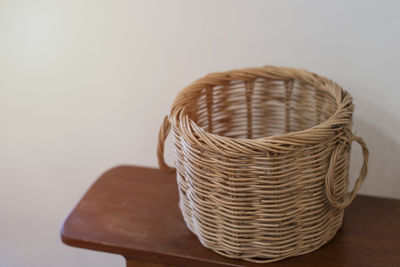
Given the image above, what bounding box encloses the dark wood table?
[61,166,400,267]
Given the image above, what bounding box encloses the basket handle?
[325,135,369,209]
[157,116,176,173]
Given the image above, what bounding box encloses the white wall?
[0,0,399,266]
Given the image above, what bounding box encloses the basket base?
[179,198,344,264]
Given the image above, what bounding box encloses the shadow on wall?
[350,99,400,199]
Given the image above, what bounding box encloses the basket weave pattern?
[157,66,368,263]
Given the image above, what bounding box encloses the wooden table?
[61,166,400,267]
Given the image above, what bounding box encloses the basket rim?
[169,65,354,149]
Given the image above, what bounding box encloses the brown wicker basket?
[157,66,369,263]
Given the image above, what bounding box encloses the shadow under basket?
[157,66,369,263]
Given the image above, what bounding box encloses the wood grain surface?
[61,166,400,267]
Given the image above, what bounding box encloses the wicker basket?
[157,66,368,263]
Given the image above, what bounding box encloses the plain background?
[1,0,399,266]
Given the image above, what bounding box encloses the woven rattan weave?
[157,66,368,263]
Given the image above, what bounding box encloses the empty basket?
[157,66,369,263]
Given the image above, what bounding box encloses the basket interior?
[193,78,338,139]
